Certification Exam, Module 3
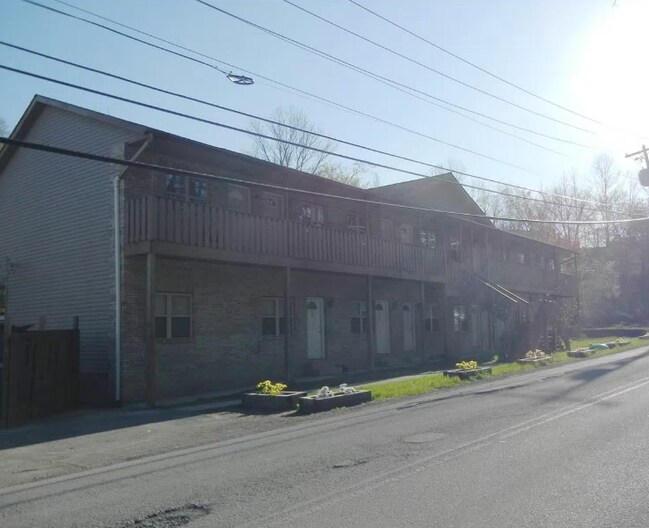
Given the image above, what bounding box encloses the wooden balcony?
[124,195,447,282]
[486,262,578,298]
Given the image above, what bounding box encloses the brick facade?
[120,257,451,402]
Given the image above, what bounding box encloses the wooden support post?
[1,315,11,428]
[145,252,157,407]
[367,275,375,370]
[441,285,449,357]
[284,266,291,382]
[419,281,426,363]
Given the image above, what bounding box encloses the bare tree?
[0,117,7,137]
[317,161,370,187]
[250,106,334,175]
[590,154,623,247]
[429,158,467,181]
[249,106,369,187]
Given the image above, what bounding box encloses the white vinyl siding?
[0,104,142,379]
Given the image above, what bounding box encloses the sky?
[1,0,649,194]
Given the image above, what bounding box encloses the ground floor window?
[453,305,469,333]
[261,297,293,337]
[425,304,440,332]
[155,293,192,339]
[350,300,368,333]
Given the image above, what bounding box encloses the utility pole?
[625,145,649,186]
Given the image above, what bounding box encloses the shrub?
[455,360,478,371]
[256,380,287,396]
[525,349,548,360]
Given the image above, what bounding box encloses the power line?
[0,41,625,214]
[196,0,596,148]
[0,63,624,214]
[346,0,600,125]
[282,0,597,133]
[1,136,646,226]
[1,42,564,181]
[21,0,569,158]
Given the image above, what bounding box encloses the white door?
[306,297,325,359]
[471,305,481,349]
[399,223,414,244]
[403,303,416,352]
[374,300,391,355]
[380,218,394,239]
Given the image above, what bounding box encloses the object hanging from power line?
[624,144,649,187]
[226,71,254,85]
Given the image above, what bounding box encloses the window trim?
[350,300,368,334]
[299,203,326,225]
[453,305,469,333]
[419,229,437,249]
[155,292,193,339]
[261,297,293,337]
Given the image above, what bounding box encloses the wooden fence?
[1,330,80,428]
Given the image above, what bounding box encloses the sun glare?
[573,0,649,150]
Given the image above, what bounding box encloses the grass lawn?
[362,336,645,401]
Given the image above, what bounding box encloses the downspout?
[113,133,153,403]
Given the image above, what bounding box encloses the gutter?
[113,133,153,403]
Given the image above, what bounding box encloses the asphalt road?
[2,345,649,528]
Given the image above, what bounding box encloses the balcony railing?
[125,195,446,279]
[485,261,577,297]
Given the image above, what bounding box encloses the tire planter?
[516,357,552,366]
[443,367,492,379]
[589,343,610,351]
[241,391,307,412]
[298,390,372,414]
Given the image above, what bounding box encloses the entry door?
[380,218,394,240]
[471,305,482,349]
[403,303,416,352]
[374,300,391,355]
[399,223,414,244]
[306,297,325,359]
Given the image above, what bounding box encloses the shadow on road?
[0,401,249,451]
[537,348,649,405]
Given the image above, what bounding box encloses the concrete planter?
[443,367,491,379]
[567,348,591,358]
[516,357,552,366]
[299,390,372,414]
[241,391,307,412]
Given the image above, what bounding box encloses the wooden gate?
[1,330,80,428]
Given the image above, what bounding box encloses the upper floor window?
[515,252,528,265]
[450,235,461,261]
[165,174,207,201]
[548,258,556,271]
[261,191,284,218]
[419,229,437,249]
[299,203,325,225]
[155,293,192,339]
[189,178,208,200]
[346,213,367,233]
[227,184,250,212]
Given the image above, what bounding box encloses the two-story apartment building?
[0,96,578,405]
